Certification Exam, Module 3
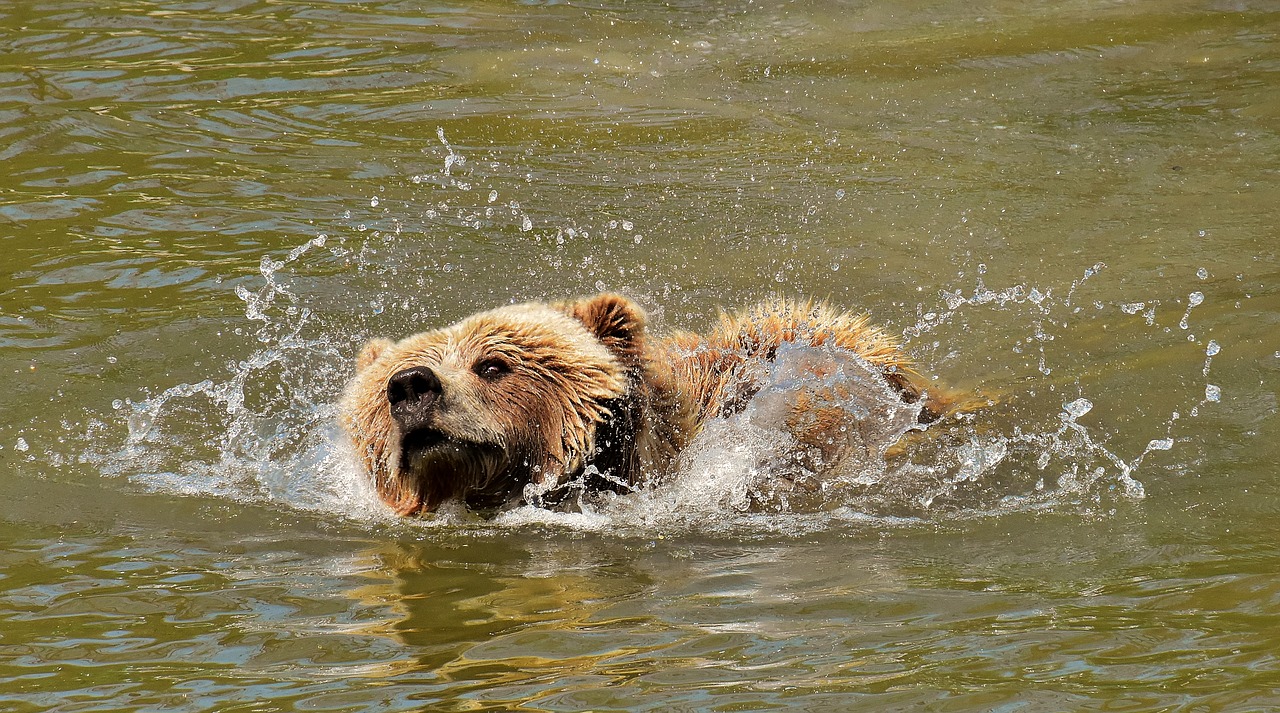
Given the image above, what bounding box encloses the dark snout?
[387,366,442,430]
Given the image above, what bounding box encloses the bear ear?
[356,338,393,370]
[559,293,647,365]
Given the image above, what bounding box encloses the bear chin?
[398,428,515,512]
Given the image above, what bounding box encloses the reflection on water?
[1,0,1277,710]
[5,521,1280,710]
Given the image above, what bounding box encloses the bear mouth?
[397,428,515,512]
[400,427,449,455]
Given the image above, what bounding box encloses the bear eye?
[473,357,510,380]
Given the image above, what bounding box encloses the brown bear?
[339,293,960,516]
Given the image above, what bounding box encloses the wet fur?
[340,293,966,515]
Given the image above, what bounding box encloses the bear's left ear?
[559,293,647,366]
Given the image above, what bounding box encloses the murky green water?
[2,1,1277,710]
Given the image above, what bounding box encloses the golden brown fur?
[340,293,964,515]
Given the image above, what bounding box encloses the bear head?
[340,293,647,515]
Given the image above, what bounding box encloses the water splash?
[86,234,392,523]
[407,135,533,233]
[83,227,1223,534]
[1179,291,1204,330]
[896,262,1223,517]
[438,126,464,177]
[662,343,925,514]
[1203,340,1220,376]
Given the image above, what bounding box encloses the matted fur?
[340,293,962,515]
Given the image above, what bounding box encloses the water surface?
[1,1,1277,710]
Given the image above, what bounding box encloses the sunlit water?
[2,0,1277,710]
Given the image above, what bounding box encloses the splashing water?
[1180,291,1204,330]
[80,238,1225,534]
[86,234,392,522]
[82,241,1226,533]
[895,262,1224,516]
[79,160,1224,535]
[650,344,925,514]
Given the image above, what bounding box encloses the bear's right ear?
[356,338,393,370]
[559,293,647,366]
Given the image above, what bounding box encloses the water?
[3,1,1279,710]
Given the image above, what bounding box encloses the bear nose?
[386,366,443,420]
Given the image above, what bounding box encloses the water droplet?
[369,196,380,208]
[15,438,29,452]
[1120,302,1144,315]
[1147,438,1173,451]
[112,399,123,410]
[829,262,840,272]
[1179,292,1204,329]
[1205,384,1221,402]
[488,190,498,203]
[107,356,117,364]
[521,215,533,232]
[835,188,846,199]
[1205,340,1220,356]
[595,280,606,291]
[1063,398,1093,419]
[621,220,634,231]
[1196,267,1209,280]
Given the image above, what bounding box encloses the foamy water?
[80,230,1225,538]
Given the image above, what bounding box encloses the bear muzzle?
[385,365,518,511]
